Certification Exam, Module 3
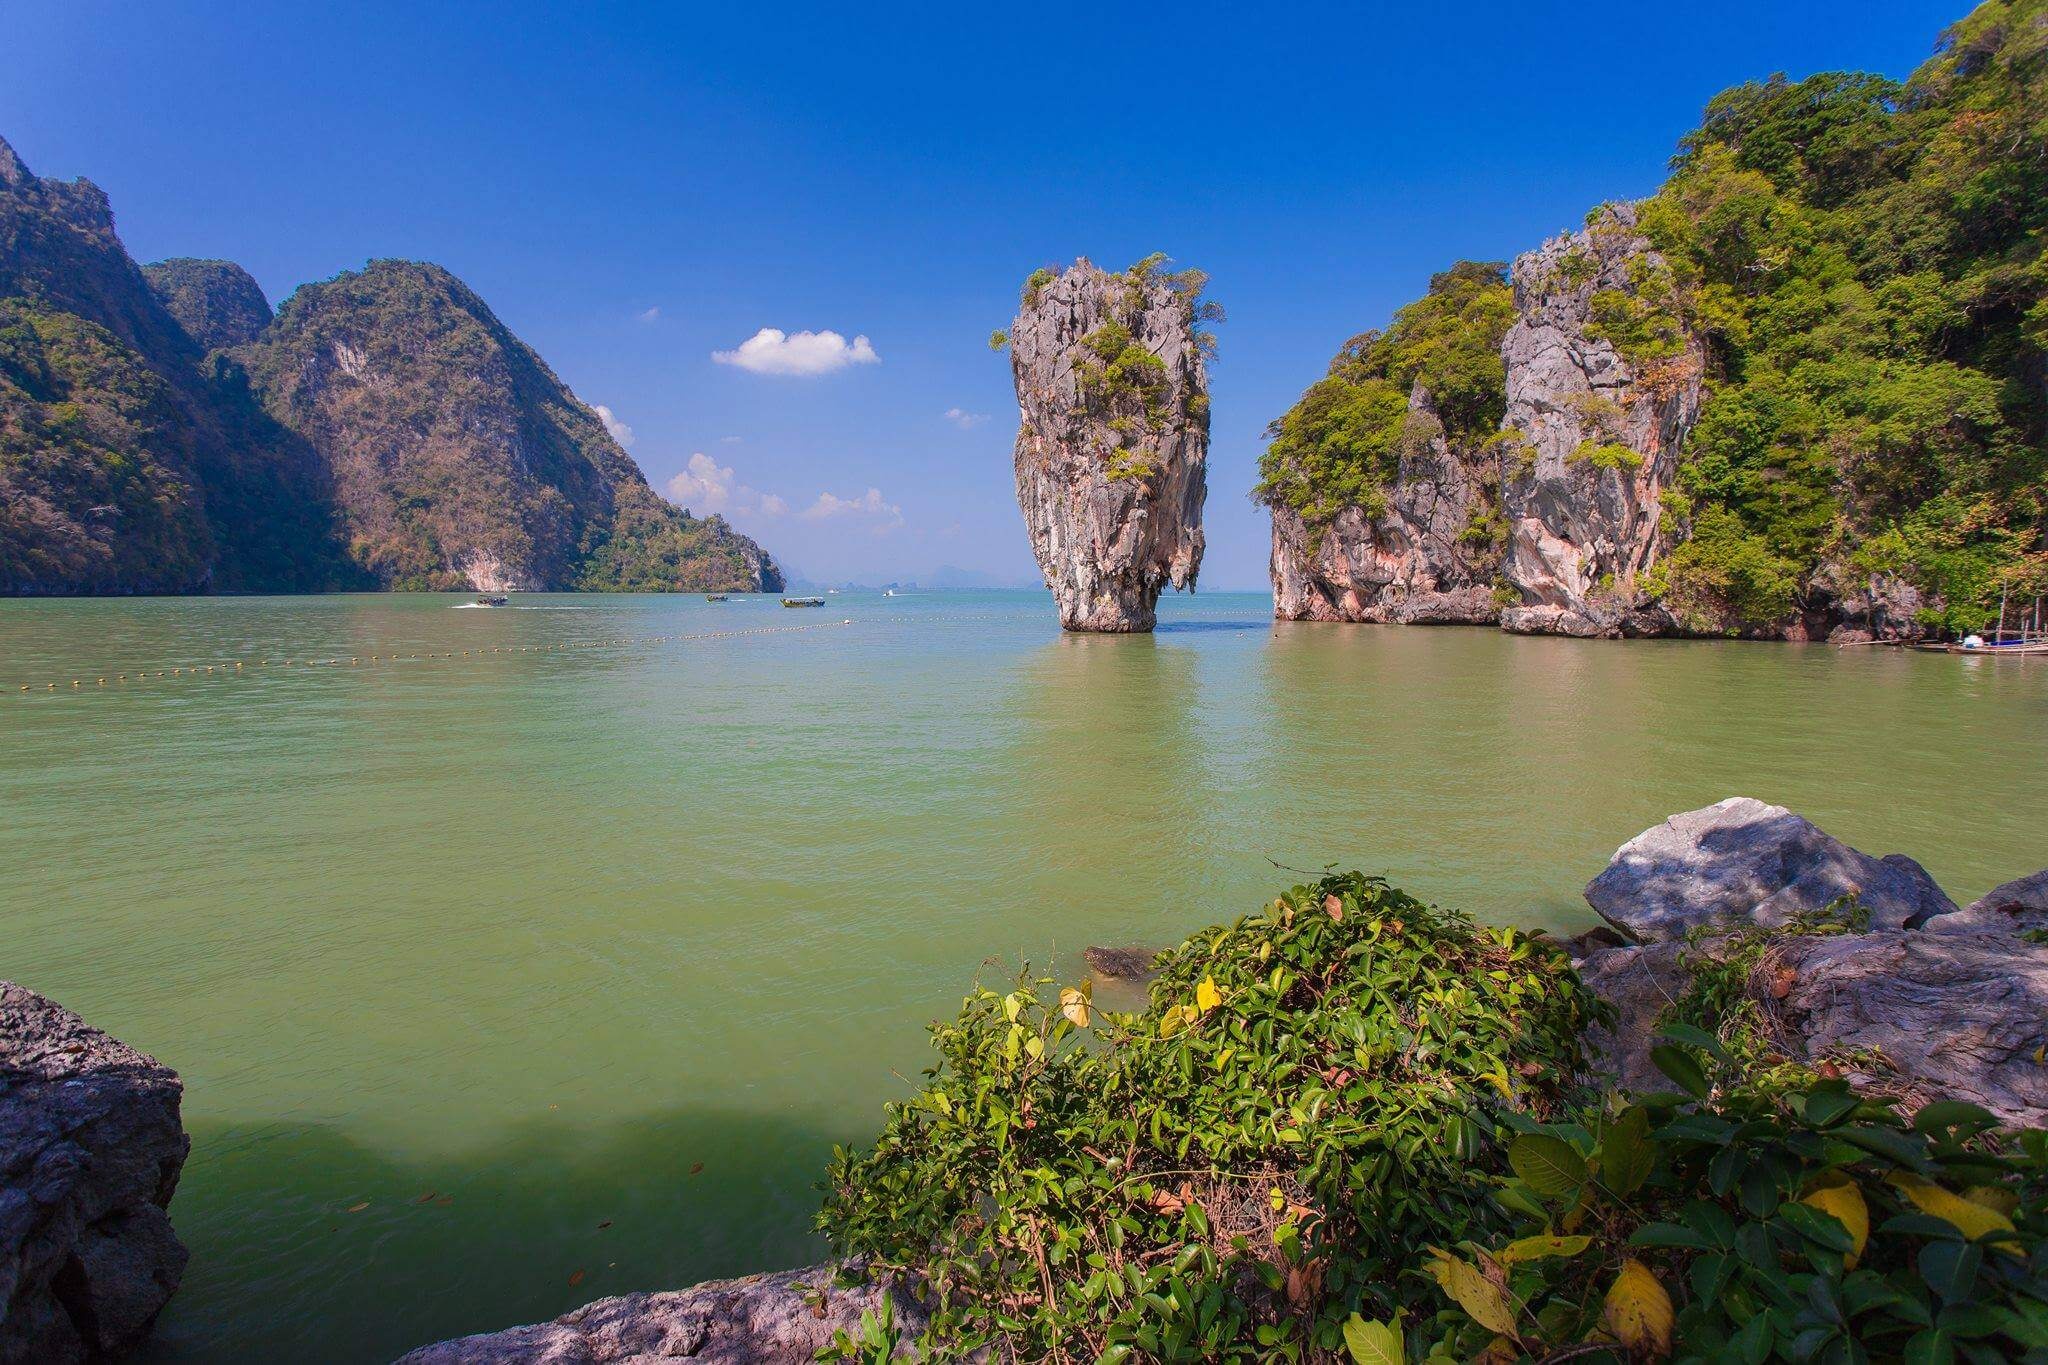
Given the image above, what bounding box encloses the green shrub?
[1258,263,1512,525]
[1570,441,1647,473]
[1412,1039,2048,1363]
[1022,268,1057,308]
[817,874,1604,1362]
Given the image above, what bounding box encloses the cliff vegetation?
[1263,0,2048,636]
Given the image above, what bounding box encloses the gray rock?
[1584,798,1958,941]
[1007,259,1207,632]
[1774,930,2048,1127]
[1083,946,1160,981]
[397,1263,926,1365]
[1804,562,1936,644]
[1,982,190,1364]
[1576,932,2048,1128]
[1496,204,1703,638]
[1269,384,1502,625]
[1928,868,2048,938]
[1574,942,1692,1094]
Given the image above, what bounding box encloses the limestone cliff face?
[1008,259,1207,632]
[1269,383,1500,624]
[1496,205,1704,637]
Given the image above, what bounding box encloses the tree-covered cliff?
[1263,0,2048,638]
[0,135,354,594]
[235,260,779,593]
[0,130,780,597]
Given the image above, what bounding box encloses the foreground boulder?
[1,982,190,1363]
[1576,929,2048,1129]
[1005,257,1209,631]
[399,1264,924,1365]
[1929,867,2048,938]
[1585,797,1956,940]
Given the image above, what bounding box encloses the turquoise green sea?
[3,590,2046,1361]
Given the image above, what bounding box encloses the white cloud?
[592,403,635,449]
[713,327,880,376]
[664,452,786,519]
[943,407,989,429]
[801,487,904,532]
[637,306,661,324]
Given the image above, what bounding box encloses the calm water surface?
[3,590,2045,1361]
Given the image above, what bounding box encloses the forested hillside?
[1262,0,2048,637]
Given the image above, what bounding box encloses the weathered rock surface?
[1773,930,2048,1126]
[1,982,190,1363]
[1577,932,2048,1127]
[1269,385,1502,625]
[1930,868,2048,938]
[1585,797,1958,940]
[398,1263,925,1365]
[1572,941,1691,1095]
[1083,945,1160,981]
[1494,204,1704,638]
[1007,259,1207,631]
[140,258,273,352]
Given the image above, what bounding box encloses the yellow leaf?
[1426,1249,1517,1338]
[1341,1314,1403,1365]
[1888,1173,2020,1250]
[1159,1008,1183,1038]
[1059,987,1091,1029]
[1799,1180,1869,1267]
[1024,1034,1044,1060]
[1603,1259,1673,1357]
[1964,1184,2020,1217]
[1498,1234,1591,1265]
[1195,976,1222,1015]
[1001,992,1023,1023]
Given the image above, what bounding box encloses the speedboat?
[474,595,509,607]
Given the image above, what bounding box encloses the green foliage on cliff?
[239,260,777,592]
[0,134,355,594]
[1256,262,1512,525]
[1636,0,2048,630]
[818,872,1603,1362]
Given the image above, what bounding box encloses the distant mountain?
[141,258,272,352]
[0,135,354,593]
[235,260,779,592]
[0,132,780,596]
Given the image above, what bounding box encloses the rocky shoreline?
[5,800,2042,1362]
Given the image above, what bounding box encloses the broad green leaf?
[1508,1132,1587,1200]
[1342,1313,1403,1365]
[1597,1106,1654,1196]
[1602,1258,1674,1357]
[1649,1043,1710,1099]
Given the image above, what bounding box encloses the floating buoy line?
[11,619,854,698]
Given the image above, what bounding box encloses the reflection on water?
[1,591,2044,1360]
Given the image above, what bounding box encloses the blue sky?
[5,0,1963,588]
